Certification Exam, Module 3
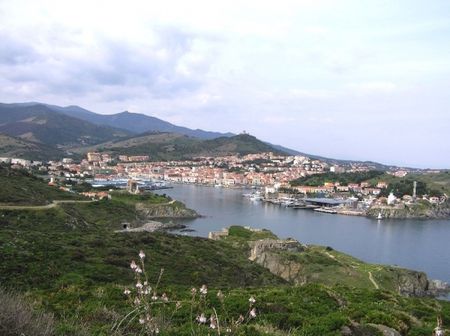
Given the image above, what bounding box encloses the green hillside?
[0,171,449,335]
[0,165,83,205]
[79,132,285,159]
[291,170,385,186]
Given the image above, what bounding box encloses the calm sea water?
[156,184,450,283]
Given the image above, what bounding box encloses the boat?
[377,212,383,220]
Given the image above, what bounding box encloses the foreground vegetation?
[0,169,449,335]
[0,165,83,205]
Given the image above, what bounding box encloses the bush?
[0,287,55,336]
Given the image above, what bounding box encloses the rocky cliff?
[368,201,450,219]
[221,228,449,298]
[136,200,199,219]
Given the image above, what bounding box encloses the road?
[0,200,96,210]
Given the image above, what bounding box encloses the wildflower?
[249,296,256,304]
[249,308,257,318]
[144,288,151,295]
[161,293,169,302]
[197,313,207,324]
[217,290,224,301]
[123,288,131,295]
[139,250,145,259]
[176,301,182,309]
[210,315,217,329]
[134,298,141,305]
[191,287,197,295]
[139,317,145,324]
[200,284,208,295]
[144,281,148,286]
[136,281,143,289]
[135,266,143,274]
[152,293,158,301]
[236,314,244,325]
[130,260,137,270]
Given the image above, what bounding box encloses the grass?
[0,164,83,205]
[0,172,449,334]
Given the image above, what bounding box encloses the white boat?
[377,212,383,220]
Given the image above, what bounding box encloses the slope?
[0,103,130,147]
[18,102,235,139]
[0,133,65,161]
[79,132,286,159]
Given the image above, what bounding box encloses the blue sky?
[0,0,449,168]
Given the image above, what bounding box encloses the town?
[1,151,447,219]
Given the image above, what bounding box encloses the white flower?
[250,308,257,318]
[161,293,169,302]
[130,260,137,269]
[135,266,143,274]
[144,281,148,286]
[136,281,143,289]
[123,288,131,295]
[197,313,207,324]
[210,315,217,329]
[152,294,158,301]
[139,317,145,324]
[249,296,256,304]
[134,298,141,305]
[200,285,208,295]
[139,250,145,259]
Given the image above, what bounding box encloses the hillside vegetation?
[79,133,285,159]
[291,171,385,187]
[0,134,65,161]
[0,171,449,335]
[0,165,83,205]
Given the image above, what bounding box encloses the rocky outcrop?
[248,239,307,285]
[341,322,401,336]
[368,201,450,219]
[115,220,186,233]
[248,237,449,297]
[136,201,199,219]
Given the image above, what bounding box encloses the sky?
[0,0,449,168]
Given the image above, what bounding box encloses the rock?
[367,324,401,336]
[248,239,306,284]
[136,202,199,219]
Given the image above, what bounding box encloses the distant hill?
[79,133,286,160]
[14,102,235,140]
[0,134,65,161]
[1,102,402,169]
[0,103,130,147]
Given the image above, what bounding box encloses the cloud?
[345,81,398,94]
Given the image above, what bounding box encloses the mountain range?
[0,102,394,169]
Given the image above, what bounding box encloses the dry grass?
[0,287,55,336]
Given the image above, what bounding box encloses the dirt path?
[0,200,96,210]
[368,271,379,289]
